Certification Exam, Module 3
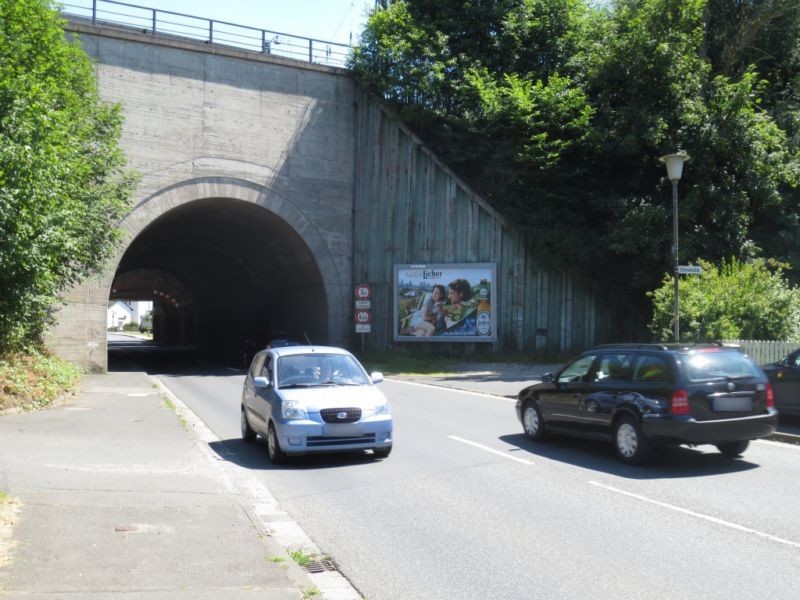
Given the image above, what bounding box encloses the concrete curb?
[152,378,364,600]
[767,432,800,445]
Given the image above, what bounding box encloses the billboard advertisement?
[394,263,497,342]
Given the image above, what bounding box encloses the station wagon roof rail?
[591,343,670,351]
[591,342,735,352]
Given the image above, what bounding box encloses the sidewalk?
[0,372,313,599]
[393,362,800,445]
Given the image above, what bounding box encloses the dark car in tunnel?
[762,348,800,416]
[242,332,308,367]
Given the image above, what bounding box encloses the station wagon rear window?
[684,351,760,382]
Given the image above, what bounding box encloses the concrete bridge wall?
[47,21,613,371]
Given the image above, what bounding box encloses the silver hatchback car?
[241,345,393,464]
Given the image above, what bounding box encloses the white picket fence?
[723,340,799,365]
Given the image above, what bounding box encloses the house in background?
[107,300,153,330]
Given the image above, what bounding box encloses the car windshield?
[683,351,761,382]
[277,353,369,387]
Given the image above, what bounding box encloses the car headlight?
[282,399,307,420]
[373,400,391,416]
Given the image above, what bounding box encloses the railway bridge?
[50,10,611,371]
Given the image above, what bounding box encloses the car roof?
[269,345,353,358]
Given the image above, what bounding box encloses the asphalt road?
[110,342,800,600]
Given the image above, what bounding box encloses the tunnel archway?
[108,177,343,366]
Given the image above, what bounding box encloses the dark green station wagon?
[516,343,778,464]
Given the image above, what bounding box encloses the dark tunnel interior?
[109,198,327,366]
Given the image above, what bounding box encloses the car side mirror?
[371,372,384,384]
[253,376,271,389]
[541,373,554,383]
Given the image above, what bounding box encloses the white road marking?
[588,480,800,550]
[387,378,517,402]
[448,435,535,465]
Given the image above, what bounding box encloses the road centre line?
[588,480,800,550]
[387,378,517,402]
[448,435,535,465]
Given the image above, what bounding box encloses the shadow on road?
[108,339,242,376]
[499,432,761,479]
[208,438,386,471]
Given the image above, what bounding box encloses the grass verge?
[0,350,82,412]
[356,349,563,376]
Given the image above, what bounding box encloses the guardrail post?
[92,0,97,24]
[151,9,156,35]
[262,30,267,54]
[309,39,313,63]
[209,20,214,44]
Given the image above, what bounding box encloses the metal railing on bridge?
[60,0,351,68]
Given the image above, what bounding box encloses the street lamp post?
[659,152,689,342]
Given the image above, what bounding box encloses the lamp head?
[659,152,689,181]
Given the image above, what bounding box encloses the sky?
[111,0,375,46]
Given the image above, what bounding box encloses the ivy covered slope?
[0,0,137,353]
[351,0,800,333]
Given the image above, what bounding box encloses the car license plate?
[712,396,752,412]
[323,423,363,436]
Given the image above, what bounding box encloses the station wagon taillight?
[671,389,690,415]
[766,383,775,408]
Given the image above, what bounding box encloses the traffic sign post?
[354,284,372,352]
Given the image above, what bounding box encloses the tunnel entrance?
[109,197,328,366]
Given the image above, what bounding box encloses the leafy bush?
[0,0,137,352]
[648,258,800,342]
[0,350,82,411]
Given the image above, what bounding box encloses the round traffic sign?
[354,308,372,324]
[355,284,372,300]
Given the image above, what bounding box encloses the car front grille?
[307,433,376,447]
[320,407,362,423]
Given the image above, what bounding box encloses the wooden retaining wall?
[352,91,615,355]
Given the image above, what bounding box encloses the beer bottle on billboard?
[476,280,491,336]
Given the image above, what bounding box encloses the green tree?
[648,258,800,342]
[352,0,800,335]
[0,0,136,352]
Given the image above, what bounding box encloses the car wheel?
[267,422,287,465]
[613,415,653,465]
[716,440,749,457]
[522,400,547,441]
[373,446,392,459]
[241,407,256,443]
